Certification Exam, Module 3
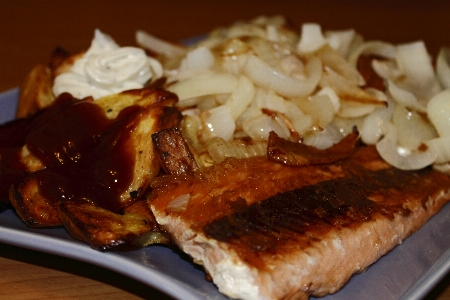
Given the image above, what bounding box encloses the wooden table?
[1,1,450,299]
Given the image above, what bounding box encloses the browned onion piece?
[267,128,359,166]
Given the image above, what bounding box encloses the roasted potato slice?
[17,63,55,118]
[152,127,199,175]
[57,200,170,250]
[10,176,61,226]
[9,89,181,242]
[16,47,76,118]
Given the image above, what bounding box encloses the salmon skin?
[149,146,450,300]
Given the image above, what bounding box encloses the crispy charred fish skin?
[149,146,450,300]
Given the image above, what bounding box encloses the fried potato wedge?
[17,47,76,118]
[152,127,199,175]
[8,88,181,249]
[17,63,55,118]
[10,176,60,226]
[58,200,170,250]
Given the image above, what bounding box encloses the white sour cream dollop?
[53,29,163,99]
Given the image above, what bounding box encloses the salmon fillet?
[149,146,450,300]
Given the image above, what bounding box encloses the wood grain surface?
[0,1,450,299]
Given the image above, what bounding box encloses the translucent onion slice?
[360,104,394,145]
[337,101,378,118]
[221,53,249,76]
[283,101,313,135]
[317,87,340,112]
[135,30,186,57]
[252,89,289,114]
[376,122,437,170]
[179,47,215,70]
[371,59,402,81]
[226,22,267,39]
[202,105,236,141]
[206,138,267,162]
[244,54,322,98]
[387,80,427,113]
[426,137,450,164]
[166,194,191,213]
[324,29,356,57]
[168,72,239,106]
[303,124,344,149]
[297,23,327,53]
[319,67,386,108]
[395,41,442,100]
[225,75,256,121]
[433,162,450,174]
[427,89,450,137]
[348,41,396,68]
[436,47,450,89]
[396,41,435,83]
[316,45,365,86]
[392,105,437,149]
[294,95,335,128]
[243,113,290,141]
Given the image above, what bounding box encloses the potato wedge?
[9,176,61,226]
[8,88,181,249]
[17,63,55,118]
[57,200,169,250]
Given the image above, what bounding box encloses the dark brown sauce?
[0,117,36,200]
[203,167,427,252]
[0,93,140,212]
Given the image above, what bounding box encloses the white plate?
[1,88,450,300]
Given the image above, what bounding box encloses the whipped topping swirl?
[53,29,162,99]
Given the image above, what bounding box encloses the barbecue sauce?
[0,93,140,212]
[0,118,38,201]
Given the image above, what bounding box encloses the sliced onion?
[303,124,344,149]
[317,86,340,112]
[244,54,322,98]
[392,105,437,149]
[337,101,378,118]
[333,116,365,136]
[136,30,186,57]
[376,122,437,170]
[371,59,402,81]
[426,137,450,164]
[179,47,215,71]
[235,105,262,131]
[395,41,441,100]
[226,22,267,39]
[360,104,394,145]
[316,45,364,86]
[319,67,386,108]
[387,80,427,113]
[324,29,356,57]
[436,47,450,89]
[168,72,239,105]
[252,88,287,112]
[433,162,450,174]
[427,89,450,137]
[297,23,327,53]
[166,194,191,213]
[396,41,435,83]
[243,113,290,141]
[201,105,236,141]
[283,101,313,135]
[348,41,397,67]
[225,75,256,120]
[294,95,335,129]
[206,137,267,162]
